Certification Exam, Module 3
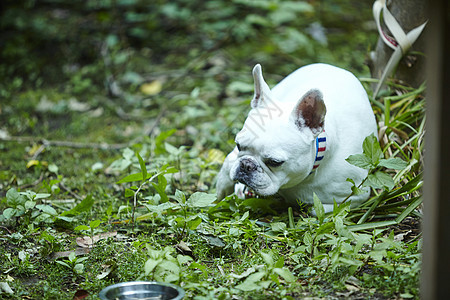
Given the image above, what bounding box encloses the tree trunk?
[369,0,428,90]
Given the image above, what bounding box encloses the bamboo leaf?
[349,220,397,232]
[395,197,422,223]
[136,151,148,183]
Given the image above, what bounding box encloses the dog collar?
[311,131,327,173]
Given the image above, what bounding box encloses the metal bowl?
[98,281,185,300]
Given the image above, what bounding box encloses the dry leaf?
[76,232,118,248]
[49,248,90,260]
[0,282,13,294]
[73,289,89,300]
[175,240,193,257]
[96,262,117,280]
[26,160,40,168]
[140,80,162,95]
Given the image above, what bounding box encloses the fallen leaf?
[0,128,9,139]
[230,267,256,280]
[26,160,40,168]
[49,248,90,260]
[73,289,89,300]
[28,144,44,156]
[76,236,93,248]
[140,80,162,95]
[68,98,90,112]
[96,266,113,280]
[175,241,193,257]
[394,230,411,242]
[0,282,13,294]
[76,232,118,248]
[96,261,117,280]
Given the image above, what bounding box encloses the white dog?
[216,64,377,213]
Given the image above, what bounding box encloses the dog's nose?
[240,158,258,172]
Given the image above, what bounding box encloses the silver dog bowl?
[98,281,185,300]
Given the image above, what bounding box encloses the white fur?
[216,64,377,213]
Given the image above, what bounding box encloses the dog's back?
[272,64,378,210]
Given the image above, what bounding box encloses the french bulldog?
[216,63,377,213]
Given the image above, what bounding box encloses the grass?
[0,1,424,299]
[0,77,424,299]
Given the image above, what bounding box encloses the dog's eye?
[236,143,241,151]
[265,159,284,167]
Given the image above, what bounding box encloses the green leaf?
[36,204,58,216]
[345,153,374,170]
[274,256,284,268]
[145,258,161,276]
[89,219,101,229]
[362,134,383,166]
[316,222,334,235]
[117,172,145,184]
[151,174,168,203]
[348,220,397,231]
[68,251,76,262]
[125,188,135,198]
[61,195,94,216]
[3,207,17,220]
[55,260,71,268]
[203,235,225,248]
[57,216,74,222]
[136,151,148,183]
[74,225,90,231]
[34,193,51,200]
[187,192,216,208]
[366,171,395,190]
[158,260,180,274]
[303,231,313,245]
[155,129,176,155]
[187,216,202,230]
[165,142,182,156]
[24,200,36,210]
[242,198,277,214]
[76,257,89,263]
[73,263,84,274]
[273,267,295,283]
[378,157,408,170]
[174,189,186,204]
[240,211,249,222]
[235,272,266,291]
[395,197,422,223]
[334,216,352,238]
[313,193,325,224]
[270,222,287,232]
[261,251,274,267]
[6,188,25,206]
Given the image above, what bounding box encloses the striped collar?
[311,131,327,174]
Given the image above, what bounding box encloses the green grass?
[0,1,423,299]
[0,78,424,299]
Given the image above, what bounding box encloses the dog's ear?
[290,89,326,136]
[251,64,272,109]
